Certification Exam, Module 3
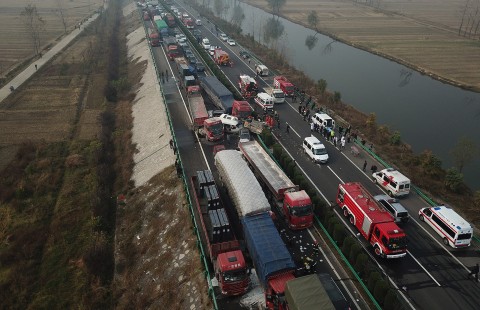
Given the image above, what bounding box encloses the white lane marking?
[307,227,362,310]
[284,122,301,138]
[272,133,330,206]
[407,250,442,287]
[327,166,346,185]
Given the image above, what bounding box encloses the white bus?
[419,206,473,248]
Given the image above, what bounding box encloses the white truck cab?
[264,87,285,103]
[372,168,410,197]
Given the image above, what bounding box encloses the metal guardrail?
[137,7,219,310]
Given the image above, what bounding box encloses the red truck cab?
[274,76,294,97]
[216,250,249,295]
[283,191,313,230]
[231,100,252,119]
[265,271,296,310]
[204,117,224,141]
[167,45,180,60]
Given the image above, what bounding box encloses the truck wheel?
[349,215,354,225]
[388,191,393,197]
[373,178,377,184]
[443,238,449,246]
[343,208,349,217]
[374,246,382,257]
[419,215,424,222]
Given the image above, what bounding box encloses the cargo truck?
[199,76,234,113]
[187,86,208,128]
[215,150,297,309]
[284,274,335,310]
[336,182,407,258]
[163,12,175,27]
[239,141,313,230]
[274,76,295,97]
[191,170,250,296]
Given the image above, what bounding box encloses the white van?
[419,206,473,248]
[372,168,410,197]
[202,38,210,50]
[312,113,335,130]
[254,93,274,111]
[303,136,329,164]
[255,64,269,76]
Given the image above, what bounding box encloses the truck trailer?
[191,170,250,296]
[239,141,313,229]
[284,274,335,310]
[199,76,234,113]
[336,182,407,258]
[215,150,297,309]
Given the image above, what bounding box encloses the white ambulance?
[419,206,473,248]
[372,168,410,197]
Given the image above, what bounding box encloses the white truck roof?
[215,150,270,217]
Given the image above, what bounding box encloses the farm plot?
[247,0,480,90]
[0,0,103,79]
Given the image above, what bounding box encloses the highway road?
[146,2,480,309]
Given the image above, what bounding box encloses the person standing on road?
[286,123,290,134]
[363,160,367,172]
[468,263,479,281]
[341,136,346,150]
[310,122,314,133]
[35,64,38,70]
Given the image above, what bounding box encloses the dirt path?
[245,0,480,91]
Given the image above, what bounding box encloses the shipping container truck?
[199,76,234,113]
[186,86,208,128]
[336,182,407,258]
[215,150,297,309]
[239,141,313,230]
[191,170,250,296]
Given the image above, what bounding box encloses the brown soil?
[0,0,103,80]
[246,0,480,91]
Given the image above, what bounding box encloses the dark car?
[195,62,205,72]
[239,51,250,59]
[185,51,194,59]
[182,47,192,57]
[188,56,197,65]
[193,29,202,36]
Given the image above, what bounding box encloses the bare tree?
[459,0,470,36]
[54,0,68,34]
[21,4,46,56]
[450,136,478,173]
[267,0,286,17]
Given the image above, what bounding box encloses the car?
[178,38,187,45]
[202,38,210,49]
[195,62,205,72]
[209,45,218,56]
[178,41,188,48]
[373,195,410,223]
[239,128,251,143]
[183,48,192,57]
[188,57,197,66]
[175,34,186,43]
[193,29,202,36]
[195,19,202,26]
[239,51,250,59]
[185,51,194,59]
[227,39,236,46]
[219,33,228,41]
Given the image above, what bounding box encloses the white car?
[175,34,186,43]
[227,39,236,46]
[209,45,219,56]
[219,33,228,41]
[202,38,210,50]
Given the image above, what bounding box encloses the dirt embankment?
[245,0,480,91]
[113,3,210,309]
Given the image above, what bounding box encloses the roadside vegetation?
[0,0,133,308]
[187,0,480,228]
